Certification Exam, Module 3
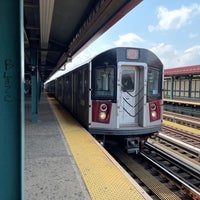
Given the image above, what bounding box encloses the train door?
[119,65,139,126]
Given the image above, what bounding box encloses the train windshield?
[92,65,115,100]
[147,67,162,101]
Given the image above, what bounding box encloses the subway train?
[45,47,163,153]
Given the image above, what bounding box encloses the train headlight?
[99,112,107,120]
[92,101,112,123]
[149,101,161,122]
[151,111,157,118]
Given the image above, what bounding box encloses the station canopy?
[24,0,142,82]
[164,65,200,76]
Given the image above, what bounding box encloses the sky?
[50,0,200,80]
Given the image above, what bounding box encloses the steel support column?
[188,75,192,98]
[170,76,174,99]
[31,50,38,122]
[37,68,42,101]
[0,0,24,199]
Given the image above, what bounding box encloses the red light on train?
[149,101,161,122]
[126,49,139,60]
[99,103,108,120]
[92,101,112,123]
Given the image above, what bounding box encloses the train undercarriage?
[94,133,155,154]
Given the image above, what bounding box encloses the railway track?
[141,140,200,199]
[162,125,200,145]
[163,111,200,129]
[105,111,200,199]
[158,125,200,160]
[156,131,200,162]
[106,119,200,199]
[107,141,200,200]
[107,145,182,200]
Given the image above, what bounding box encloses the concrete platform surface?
[25,93,90,200]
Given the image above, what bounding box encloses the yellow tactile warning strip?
[48,98,150,200]
[163,120,200,135]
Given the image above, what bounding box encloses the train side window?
[121,70,135,92]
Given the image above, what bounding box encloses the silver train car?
[45,47,163,153]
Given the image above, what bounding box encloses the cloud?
[181,45,200,65]
[150,43,200,68]
[150,43,178,67]
[148,4,200,32]
[114,33,144,47]
[189,32,198,38]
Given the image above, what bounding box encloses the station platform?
[25,93,150,200]
[163,120,200,135]
[164,98,200,107]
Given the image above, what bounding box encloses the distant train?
[45,47,163,153]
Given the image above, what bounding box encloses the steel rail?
[142,141,200,199]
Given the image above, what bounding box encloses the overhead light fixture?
[40,0,55,64]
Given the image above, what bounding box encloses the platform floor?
[164,98,200,106]
[25,94,90,200]
[163,120,200,135]
[25,93,150,200]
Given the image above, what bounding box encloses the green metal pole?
[37,68,42,101]
[0,0,24,199]
[170,76,174,99]
[188,76,192,98]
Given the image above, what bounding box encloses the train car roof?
[91,47,163,67]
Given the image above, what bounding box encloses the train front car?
[89,47,163,153]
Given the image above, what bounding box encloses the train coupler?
[125,137,140,154]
